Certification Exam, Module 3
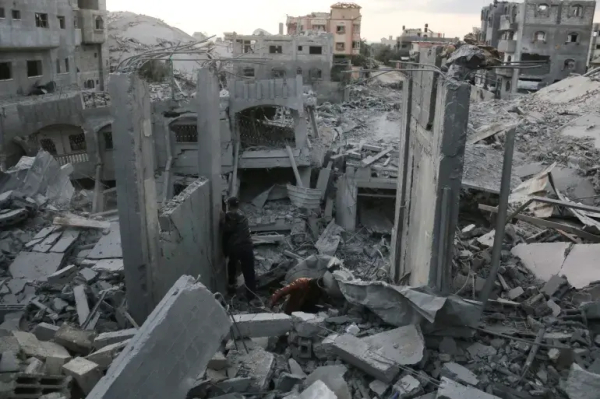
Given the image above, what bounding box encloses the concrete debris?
[299,380,338,399]
[436,377,500,399]
[232,313,293,338]
[441,362,479,386]
[393,374,423,398]
[63,357,103,394]
[360,324,425,366]
[304,365,350,399]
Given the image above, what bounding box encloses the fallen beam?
[232,313,292,338]
[361,148,393,168]
[478,204,600,242]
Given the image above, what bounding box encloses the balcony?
[498,39,517,53]
[499,16,517,31]
[0,25,60,50]
[79,10,106,44]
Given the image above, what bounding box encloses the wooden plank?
[529,196,600,215]
[54,215,110,230]
[361,148,393,167]
[286,145,304,188]
[478,204,600,242]
[467,122,518,145]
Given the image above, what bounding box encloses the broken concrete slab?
[50,230,80,253]
[54,324,95,354]
[560,244,600,289]
[507,287,524,300]
[90,258,124,273]
[87,223,122,259]
[276,373,304,392]
[437,377,500,399]
[93,329,137,349]
[0,350,20,373]
[331,334,399,383]
[9,251,65,281]
[43,341,73,374]
[87,276,231,399]
[86,340,129,369]
[232,313,292,338]
[63,357,103,394]
[32,231,63,253]
[441,362,479,386]
[292,312,326,338]
[393,375,423,398]
[542,275,567,296]
[32,323,60,341]
[299,380,338,399]
[47,265,77,284]
[360,325,425,366]
[369,379,389,397]
[74,285,90,326]
[511,243,570,282]
[466,342,497,359]
[227,348,275,392]
[566,363,600,399]
[288,359,306,377]
[304,365,350,399]
[12,331,47,359]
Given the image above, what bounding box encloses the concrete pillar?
[279,23,284,35]
[336,167,357,231]
[196,68,225,293]
[108,73,161,324]
[292,110,308,149]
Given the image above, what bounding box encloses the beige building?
[286,2,361,57]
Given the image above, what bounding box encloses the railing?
[55,152,89,165]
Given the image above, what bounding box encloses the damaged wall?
[391,47,471,291]
[157,178,213,296]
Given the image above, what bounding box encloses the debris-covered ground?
[2,73,600,399]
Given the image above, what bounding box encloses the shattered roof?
[330,2,362,9]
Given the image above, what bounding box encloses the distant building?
[589,23,600,69]
[480,0,596,99]
[395,25,455,58]
[286,2,361,57]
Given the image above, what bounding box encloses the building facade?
[482,0,596,99]
[0,0,108,98]
[589,23,600,69]
[396,26,455,58]
[225,33,334,82]
[286,2,361,57]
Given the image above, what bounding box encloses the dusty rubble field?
[1,75,600,399]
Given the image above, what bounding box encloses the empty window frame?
[352,41,360,49]
[58,16,65,29]
[336,25,346,34]
[40,138,57,155]
[11,10,20,20]
[0,62,11,80]
[242,67,255,77]
[353,24,360,34]
[73,15,78,28]
[309,68,322,80]
[103,131,113,150]
[84,79,95,89]
[269,45,283,54]
[35,13,49,28]
[535,31,546,41]
[65,58,70,72]
[27,60,43,77]
[567,32,579,43]
[95,16,104,30]
[537,4,549,13]
[56,59,61,74]
[564,59,576,70]
[505,80,511,91]
[271,68,286,78]
[0,8,4,18]
[309,46,323,54]
[336,42,345,51]
[297,67,302,75]
[69,133,87,152]
[298,46,303,51]
[571,4,583,17]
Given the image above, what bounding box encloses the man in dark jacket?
[221,197,257,301]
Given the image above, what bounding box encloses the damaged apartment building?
[478,0,596,98]
[0,0,109,169]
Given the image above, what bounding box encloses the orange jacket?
[270,278,313,307]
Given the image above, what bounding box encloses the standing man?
[221,197,257,301]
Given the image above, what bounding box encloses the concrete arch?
[229,76,304,115]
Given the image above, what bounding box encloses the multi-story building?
[224,32,334,82]
[0,0,108,97]
[588,23,600,69]
[286,2,361,57]
[481,0,596,99]
[396,26,455,58]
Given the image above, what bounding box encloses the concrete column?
[197,68,225,293]
[336,167,357,231]
[108,73,161,324]
[292,110,308,149]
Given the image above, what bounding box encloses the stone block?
[437,377,500,399]
[63,357,103,394]
[25,357,45,375]
[305,365,350,399]
[227,348,275,392]
[542,275,566,296]
[299,380,337,399]
[0,350,20,372]
[12,331,46,359]
[276,373,304,392]
[86,340,129,369]
[566,363,600,399]
[42,341,71,373]
[288,358,306,377]
[393,375,423,398]
[331,334,399,383]
[32,323,60,342]
[313,334,338,360]
[232,313,292,338]
[297,337,312,359]
[54,324,95,354]
[370,380,389,397]
[466,342,497,359]
[441,362,479,386]
[86,276,231,399]
[47,265,77,284]
[507,287,524,300]
[361,325,425,366]
[292,312,326,338]
[93,328,137,349]
[208,351,228,371]
[0,336,20,353]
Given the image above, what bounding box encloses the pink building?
[286,3,362,57]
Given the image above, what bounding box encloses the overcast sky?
[106,0,599,42]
